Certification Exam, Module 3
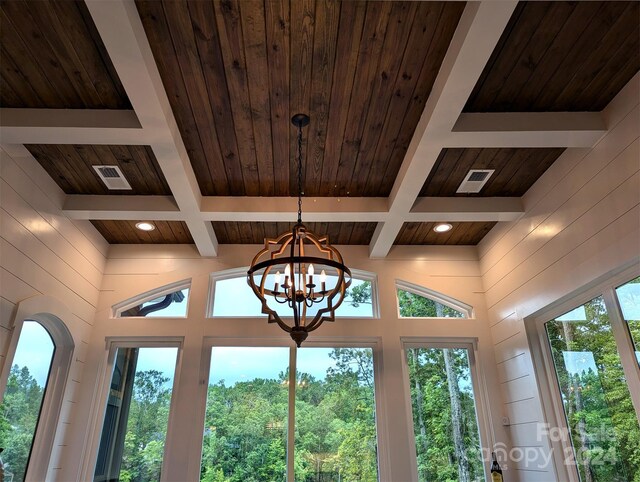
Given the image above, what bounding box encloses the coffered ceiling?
[1,1,638,256]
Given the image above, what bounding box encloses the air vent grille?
[93,165,132,190]
[456,169,494,194]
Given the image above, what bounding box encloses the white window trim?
[527,263,640,482]
[81,337,184,482]
[400,337,491,482]
[207,266,380,319]
[195,336,389,482]
[395,279,474,319]
[0,296,75,482]
[112,279,191,318]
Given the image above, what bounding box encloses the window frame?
[399,337,491,482]
[527,264,640,482]
[0,297,75,482]
[396,279,474,319]
[196,336,388,482]
[85,337,184,482]
[112,279,191,319]
[208,267,380,319]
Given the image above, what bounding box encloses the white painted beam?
[0,108,145,145]
[63,195,181,220]
[449,112,607,147]
[409,197,523,222]
[85,0,218,257]
[369,1,518,258]
[200,197,389,222]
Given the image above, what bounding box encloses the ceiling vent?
[93,165,132,190]
[456,169,494,194]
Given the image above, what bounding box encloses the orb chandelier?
[247,114,352,347]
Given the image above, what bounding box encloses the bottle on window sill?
[491,451,504,482]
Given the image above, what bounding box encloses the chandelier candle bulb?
[307,264,314,286]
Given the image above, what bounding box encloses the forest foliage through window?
[397,287,466,318]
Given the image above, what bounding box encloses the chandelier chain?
[297,123,303,224]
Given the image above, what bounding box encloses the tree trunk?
[409,349,428,451]
[562,322,593,482]
[444,348,470,482]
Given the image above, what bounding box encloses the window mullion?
[603,288,640,420]
[286,346,297,482]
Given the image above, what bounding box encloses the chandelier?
[247,114,352,346]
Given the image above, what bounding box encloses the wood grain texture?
[91,220,193,244]
[0,0,130,109]
[420,148,565,197]
[465,1,640,112]
[211,221,377,245]
[395,222,498,245]
[26,144,171,195]
[135,0,464,197]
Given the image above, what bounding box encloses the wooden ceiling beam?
[369,1,518,258]
[84,0,218,257]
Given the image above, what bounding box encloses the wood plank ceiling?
[26,145,171,195]
[420,148,565,197]
[212,221,377,245]
[395,222,497,246]
[135,0,465,197]
[0,0,130,109]
[91,221,193,244]
[464,1,640,112]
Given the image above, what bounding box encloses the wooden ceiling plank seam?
[152,220,173,243]
[304,0,340,198]
[25,145,74,194]
[168,220,192,243]
[240,221,255,245]
[210,221,228,244]
[337,221,354,245]
[510,2,602,111]
[363,1,441,197]
[227,221,242,245]
[481,148,530,197]
[0,17,61,107]
[349,221,368,245]
[0,76,23,106]
[105,145,152,194]
[438,148,482,196]
[41,145,89,194]
[410,221,430,245]
[2,1,90,108]
[163,0,231,195]
[475,3,550,113]
[74,0,131,108]
[213,0,261,196]
[489,2,575,113]
[59,145,107,194]
[448,221,474,245]
[334,1,392,197]
[289,0,316,196]
[239,0,275,197]
[378,2,465,196]
[265,0,291,197]
[31,2,106,108]
[317,0,366,196]
[464,2,525,112]
[347,1,418,197]
[187,0,245,196]
[579,12,640,111]
[136,0,216,196]
[0,45,49,108]
[503,148,564,197]
[532,2,630,111]
[137,145,173,194]
[536,2,638,110]
[421,148,462,197]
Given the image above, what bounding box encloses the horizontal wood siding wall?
[477,76,640,482]
[0,146,107,479]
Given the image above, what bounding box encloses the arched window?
[209,267,379,318]
[396,280,473,319]
[0,298,74,482]
[113,280,191,318]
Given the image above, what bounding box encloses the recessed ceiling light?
[135,222,155,232]
[433,223,453,233]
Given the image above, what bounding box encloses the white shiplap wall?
[478,75,640,482]
[0,145,107,478]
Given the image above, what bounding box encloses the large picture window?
[200,344,379,482]
[0,321,55,482]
